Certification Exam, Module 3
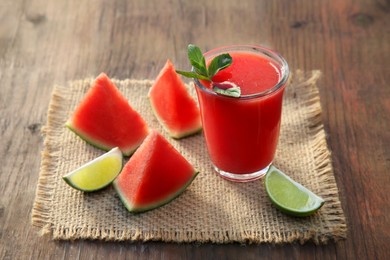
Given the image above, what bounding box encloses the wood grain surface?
[1,0,389,259]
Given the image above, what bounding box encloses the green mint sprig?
[176,44,241,97]
[213,82,241,98]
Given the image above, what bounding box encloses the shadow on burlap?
[31,71,347,244]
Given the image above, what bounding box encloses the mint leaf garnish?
[212,81,241,98]
[208,53,232,78]
[176,44,240,98]
[187,45,208,77]
[175,71,209,81]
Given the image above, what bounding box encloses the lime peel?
[265,165,325,217]
[63,147,123,192]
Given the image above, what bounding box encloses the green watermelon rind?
[148,101,202,139]
[65,120,144,157]
[113,171,199,213]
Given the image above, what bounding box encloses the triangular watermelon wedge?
[113,130,198,213]
[148,59,202,139]
[66,73,149,156]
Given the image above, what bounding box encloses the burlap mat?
[32,70,347,244]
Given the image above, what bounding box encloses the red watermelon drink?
[194,45,289,182]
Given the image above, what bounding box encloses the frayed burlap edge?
[31,71,347,244]
[288,70,347,244]
[31,85,68,236]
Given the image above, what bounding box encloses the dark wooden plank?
[1,0,389,259]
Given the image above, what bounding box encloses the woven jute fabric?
[32,71,347,244]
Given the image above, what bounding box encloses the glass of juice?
[193,45,289,182]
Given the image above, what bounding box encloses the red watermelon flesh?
[148,59,202,139]
[66,73,149,156]
[113,130,198,213]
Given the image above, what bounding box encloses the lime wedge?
[63,147,123,192]
[265,165,325,217]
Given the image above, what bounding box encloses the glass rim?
[193,44,290,99]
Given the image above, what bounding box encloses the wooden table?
[1,0,389,259]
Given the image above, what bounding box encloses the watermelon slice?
[66,73,149,156]
[113,130,198,213]
[148,59,202,139]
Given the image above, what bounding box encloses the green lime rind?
[63,175,118,192]
[265,165,325,217]
[62,147,123,192]
[113,171,199,213]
